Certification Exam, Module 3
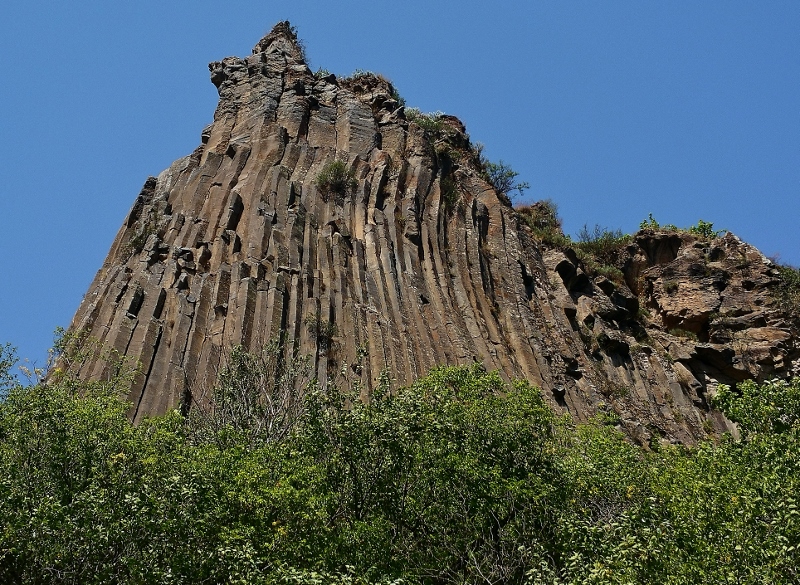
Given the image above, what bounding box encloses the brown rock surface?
[68,22,800,444]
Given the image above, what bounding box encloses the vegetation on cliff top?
[0,337,798,584]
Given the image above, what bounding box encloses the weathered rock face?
[69,22,799,444]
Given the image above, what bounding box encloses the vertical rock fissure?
[132,324,163,422]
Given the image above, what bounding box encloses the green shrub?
[639,213,724,240]
[440,175,459,209]
[2,332,799,584]
[476,143,529,202]
[481,160,530,201]
[772,264,800,314]
[713,377,800,436]
[0,343,17,400]
[389,85,406,107]
[188,343,312,447]
[688,219,723,239]
[304,312,338,351]
[516,200,571,248]
[405,107,447,134]
[315,160,357,202]
[639,213,677,231]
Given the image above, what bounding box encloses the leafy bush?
[687,219,723,239]
[298,365,561,582]
[639,214,724,240]
[713,377,800,436]
[772,264,800,314]
[440,175,459,209]
[405,108,447,134]
[315,160,357,202]
[2,339,799,584]
[476,143,529,202]
[0,343,17,401]
[189,343,312,446]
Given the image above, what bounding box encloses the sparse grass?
[707,311,735,327]
[515,200,571,247]
[124,207,161,258]
[341,68,375,81]
[434,143,459,166]
[565,224,632,283]
[669,328,698,341]
[575,224,631,261]
[594,264,626,285]
[336,69,406,106]
[610,382,630,398]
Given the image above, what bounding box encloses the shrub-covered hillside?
[0,340,798,584]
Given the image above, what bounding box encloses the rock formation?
[68,22,800,444]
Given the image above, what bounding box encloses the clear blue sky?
[1,1,798,370]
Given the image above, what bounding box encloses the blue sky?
[1,1,798,370]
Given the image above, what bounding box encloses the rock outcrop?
[68,22,800,444]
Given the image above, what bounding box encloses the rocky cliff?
[68,22,800,444]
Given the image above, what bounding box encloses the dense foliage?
[773,264,800,315]
[0,346,798,583]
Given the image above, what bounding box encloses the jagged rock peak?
[68,23,800,447]
[251,21,305,62]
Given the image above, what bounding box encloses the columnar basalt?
[69,22,799,443]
